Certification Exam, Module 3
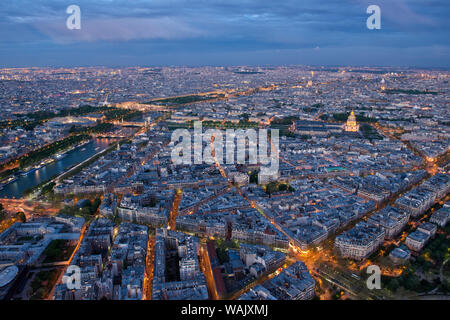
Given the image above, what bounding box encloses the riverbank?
[0,139,114,198]
[0,135,91,183]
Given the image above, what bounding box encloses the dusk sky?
[0,0,449,67]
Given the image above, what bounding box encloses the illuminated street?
[142,236,155,300]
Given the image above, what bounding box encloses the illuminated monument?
[344,110,359,132]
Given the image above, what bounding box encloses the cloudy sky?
[0,0,449,67]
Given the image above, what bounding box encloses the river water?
[0,138,115,199]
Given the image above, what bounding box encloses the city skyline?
[0,65,448,302]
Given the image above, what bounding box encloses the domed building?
[344,110,360,132]
[381,78,386,91]
[0,265,20,300]
[0,266,18,289]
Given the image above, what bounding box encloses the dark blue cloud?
[0,0,448,67]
